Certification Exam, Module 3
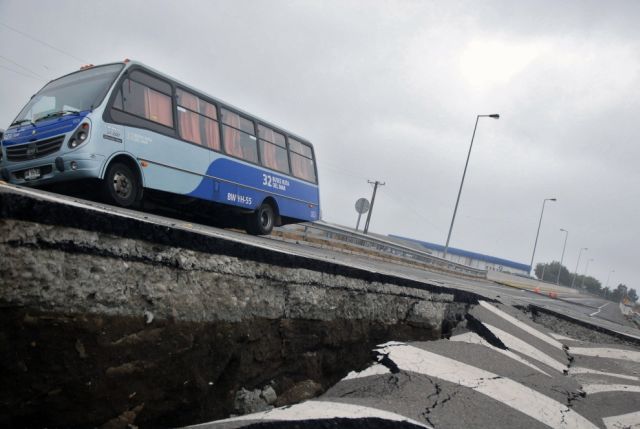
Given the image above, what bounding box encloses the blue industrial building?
[389,235,530,276]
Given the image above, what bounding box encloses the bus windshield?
[11,64,124,126]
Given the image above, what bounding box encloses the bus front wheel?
[246,202,275,235]
[103,162,140,207]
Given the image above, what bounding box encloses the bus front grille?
[6,135,65,161]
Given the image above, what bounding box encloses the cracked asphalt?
[195,302,640,429]
[2,184,639,428]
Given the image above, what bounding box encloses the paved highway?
[3,183,639,428]
[192,301,640,429]
[2,182,636,338]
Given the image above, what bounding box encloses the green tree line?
[535,261,638,303]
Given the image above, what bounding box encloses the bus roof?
[122,60,314,148]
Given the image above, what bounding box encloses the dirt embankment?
[0,190,478,428]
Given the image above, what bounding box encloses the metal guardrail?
[275,222,487,279]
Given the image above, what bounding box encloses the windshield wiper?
[10,118,36,127]
[34,109,80,123]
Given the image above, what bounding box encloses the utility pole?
[605,269,615,289]
[556,228,569,285]
[444,113,499,258]
[363,180,385,234]
[570,247,587,288]
[528,198,556,275]
[580,258,594,289]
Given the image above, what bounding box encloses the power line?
[321,166,365,181]
[0,21,88,63]
[383,187,441,231]
[0,54,47,79]
[0,63,44,81]
[321,162,369,181]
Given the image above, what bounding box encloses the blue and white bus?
[0,60,320,234]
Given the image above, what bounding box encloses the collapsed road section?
[195,300,640,429]
[0,184,483,428]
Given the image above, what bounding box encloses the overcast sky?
[1,1,638,289]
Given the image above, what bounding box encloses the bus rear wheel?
[246,202,275,235]
[103,162,140,208]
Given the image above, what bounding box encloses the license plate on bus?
[24,168,41,181]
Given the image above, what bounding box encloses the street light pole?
[580,258,594,289]
[529,198,557,276]
[444,113,499,259]
[605,269,615,289]
[556,228,569,285]
[570,247,588,288]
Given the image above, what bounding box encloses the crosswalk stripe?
[602,410,640,428]
[377,343,597,429]
[582,384,640,395]
[570,347,640,363]
[186,400,431,428]
[483,323,568,373]
[548,333,580,342]
[479,301,565,349]
[450,331,552,377]
[569,367,640,382]
[343,363,390,380]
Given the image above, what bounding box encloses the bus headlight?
[69,122,90,148]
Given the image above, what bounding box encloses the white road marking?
[450,331,551,377]
[343,363,390,380]
[186,400,431,428]
[582,384,640,395]
[483,323,568,373]
[602,410,640,428]
[570,347,640,363]
[590,302,610,317]
[378,341,408,347]
[376,343,597,429]
[569,367,640,381]
[479,301,565,349]
[548,333,580,342]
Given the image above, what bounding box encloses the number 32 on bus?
[0,60,320,235]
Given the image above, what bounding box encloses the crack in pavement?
[376,352,401,374]
[551,385,586,425]
[562,344,575,375]
[464,313,508,350]
[420,376,457,429]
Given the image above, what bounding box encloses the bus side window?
[258,124,290,174]
[111,70,173,129]
[221,108,258,163]
[112,89,123,110]
[120,78,173,127]
[289,138,316,183]
[177,89,220,150]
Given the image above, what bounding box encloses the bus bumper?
[0,154,105,186]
